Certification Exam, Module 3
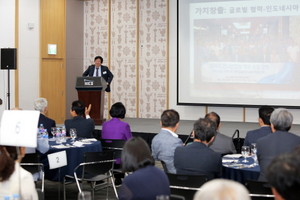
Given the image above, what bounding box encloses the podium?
[75,77,107,125]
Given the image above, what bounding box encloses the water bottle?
[12,194,20,200]
[4,196,10,200]
[56,128,62,144]
[61,126,66,142]
[39,124,44,135]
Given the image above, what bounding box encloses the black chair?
[100,139,126,175]
[63,150,117,200]
[245,180,275,200]
[20,153,45,192]
[167,173,208,200]
[160,160,168,173]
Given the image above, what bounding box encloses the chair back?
[99,139,125,159]
[245,180,274,200]
[82,150,115,178]
[167,173,207,200]
[21,153,42,174]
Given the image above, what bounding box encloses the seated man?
[64,100,95,138]
[205,112,236,155]
[34,97,56,136]
[174,118,222,180]
[244,105,274,146]
[266,152,300,200]
[194,179,250,200]
[257,108,300,181]
[151,109,182,174]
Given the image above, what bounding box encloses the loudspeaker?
[1,48,17,70]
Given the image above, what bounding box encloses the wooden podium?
[75,77,107,125]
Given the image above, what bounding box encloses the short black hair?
[161,109,180,128]
[193,118,217,142]
[71,100,85,116]
[266,152,300,200]
[204,112,220,127]
[259,106,274,125]
[94,56,103,63]
[109,102,126,119]
[121,137,154,172]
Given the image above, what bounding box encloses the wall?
[0,0,16,121]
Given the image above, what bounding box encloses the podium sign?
[75,76,106,125]
[75,76,107,91]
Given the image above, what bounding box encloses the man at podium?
[82,56,114,92]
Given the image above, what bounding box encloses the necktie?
[96,68,99,77]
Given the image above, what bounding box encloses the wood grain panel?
[40,0,66,123]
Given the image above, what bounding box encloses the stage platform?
[96,118,300,138]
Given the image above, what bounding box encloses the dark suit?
[82,65,114,92]
[174,142,222,180]
[64,116,95,138]
[38,113,56,137]
[209,132,236,155]
[257,130,300,181]
[244,126,272,146]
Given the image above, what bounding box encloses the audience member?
[0,146,38,200]
[64,100,95,138]
[193,179,250,200]
[151,109,182,174]
[102,102,132,140]
[205,112,236,155]
[257,108,300,181]
[174,118,222,180]
[266,152,300,200]
[101,102,132,185]
[244,106,274,146]
[118,137,170,200]
[34,97,56,136]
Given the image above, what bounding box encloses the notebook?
[0,110,39,148]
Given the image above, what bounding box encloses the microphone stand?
[184,130,194,146]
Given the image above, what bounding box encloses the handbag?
[232,129,245,154]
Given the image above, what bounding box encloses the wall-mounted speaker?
[1,48,17,70]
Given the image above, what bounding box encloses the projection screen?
[177,0,300,108]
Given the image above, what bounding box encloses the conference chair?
[245,180,275,200]
[63,150,117,200]
[167,173,208,200]
[100,139,126,175]
[20,153,45,193]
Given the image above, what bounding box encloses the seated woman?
[0,146,38,200]
[118,137,170,200]
[102,102,132,140]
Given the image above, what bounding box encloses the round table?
[222,156,260,184]
[40,138,102,182]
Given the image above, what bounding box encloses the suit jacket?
[101,118,132,140]
[244,126,272,146]
[174,142,222,180]
[151,129,183,174]
[38,113,56,137]
[209,131,236,155]
[257,130,300,181]
[82,65,114,92]
[64,116,95,138]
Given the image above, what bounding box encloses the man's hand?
[85,104,92,116]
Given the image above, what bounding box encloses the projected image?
[178,0,300,107]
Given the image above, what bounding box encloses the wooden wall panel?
[40,0,66,123]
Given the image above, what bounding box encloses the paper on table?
[222,158,239,163]
[223,154,242,159]
[81,138,97,142]
[52,144,68,149]
[73,141,84,147]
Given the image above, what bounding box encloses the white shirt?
[161,128,178,138]
[93,66,102,77]
[0,162,38,200]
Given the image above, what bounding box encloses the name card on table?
[47,151,67,169]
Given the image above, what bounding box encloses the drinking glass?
[241,146,250,163]
[50,127,56,141]
[78,191,91,200]
[251,143,258,166]
[70,128,77,143]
